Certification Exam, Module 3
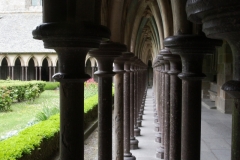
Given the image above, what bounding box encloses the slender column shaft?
[122,53,136,160]
[39,67,42,80]
[11,66,14,80]
[35,67,38,80]
[164,34,221,160]
[114,72,124,159]
[22,67,24,81]
[49,66,52,81]
[130,57,139,149]
[98,76,114,160]
[25,67,28,81]
[90,42,126,160]
[163,54,182,160]
[133,60,141,136]
[163,60,170,160]
[53,51,89,160]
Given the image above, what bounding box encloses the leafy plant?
[35,106,59,122]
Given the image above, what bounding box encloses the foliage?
[0,81,46,111]
[0,114,60,160]
[34,106,59,122]
[84,78,98,99]
[0,90,59,141]
[44,82,59,90]
[0,87,12,111]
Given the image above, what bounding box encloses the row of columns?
[89,42,148,159]
[33,20,148,159]
[1,66,56,81]
[153,35,222,160]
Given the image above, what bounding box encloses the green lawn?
[0,90,59,139]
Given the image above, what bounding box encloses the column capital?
[89,41,127,77]
[164,35,221,80]
[114,52,134,73]
[186,0,240,41]
[33,22,110,49]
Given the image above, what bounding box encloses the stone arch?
[26,56,38,67]
[14,57,23,80]
[27,57,36,80]
[0,57,10,79]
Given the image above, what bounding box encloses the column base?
[154,116,158,123]
[140,108,144,115]
[137,120,142,127]
[130,137,139,150]
[156,146,164,159]
[154,123,160,132]
[134,127,141,136]
[155,133,161,143]
[139,114,143,120]
[124,153,136,160]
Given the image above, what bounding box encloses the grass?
[0,82,98,141]
[0,90,59,140]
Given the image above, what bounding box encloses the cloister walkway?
[62,88,232,160]
[131,88,232,160]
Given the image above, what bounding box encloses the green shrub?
[44,82,59,90]
[0,87,12,111]
[0,114,60,160]
[35,106,59,122]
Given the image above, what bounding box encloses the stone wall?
[215,41,234,113]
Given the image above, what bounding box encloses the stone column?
[11,66,14,80]
[33,9,110,160]
[186,1,240,159]
[122,52,136,160]
[89,42,125,160]
[49,66,52,81]
[25,66,28,81]
[35,67,38,80]
[129,56,139,149]
[161,50,171,160]
[164,35,221,160]
[162,46,182,160]
[112,47,128,160]
[39,67,42,80]
[133,59,141,136]
[21,66,24,81]
[156,54,165,159]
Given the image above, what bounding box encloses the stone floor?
[60,88,232,159]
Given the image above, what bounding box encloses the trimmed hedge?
[0,88,114,160]
[0,80,46,111]
[44,82,59,90]
[0,114,60,160]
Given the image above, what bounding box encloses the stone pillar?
[49,66,52,81]
[161,50,171,160]
[156,54,165,159]
[89,42,125,160]
[186,1,240,159]
[25,66,28,81]
[91,66,95,78]
[33,10,110,160]
[21,66,24,81]
[133,59,141,136]
[162,46,182,160]
[11,66,14,80]
[164,35,221,160]
[35,67,38,80]
[129,56,139,149]
[121,52,136,160]
[112,47,128,160]
[154,57,161,143]
[39,67,42,80]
